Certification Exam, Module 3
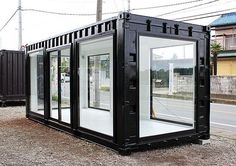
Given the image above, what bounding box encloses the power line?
[180,13,225,21]
[173,7,236,21]
[131,0,203,11]
[21,8,119,16]
[21,0,204,17]
[0,9,18,32]
[157,0,219,17]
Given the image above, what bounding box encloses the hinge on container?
[204,34,210,39]
[119,12,131,20]
[203,26,210,32]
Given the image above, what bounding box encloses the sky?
[0,0,236,50]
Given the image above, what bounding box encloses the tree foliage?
[210,42,222,56]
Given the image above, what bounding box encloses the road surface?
[153,97,236,133]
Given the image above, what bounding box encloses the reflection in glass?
[88,54,110,110]
[151,44,195,123]
[60,49,70,123]
[49,49,71,123]
[50,51,58,119]
[139,36,195,138]
[30,51,44,115]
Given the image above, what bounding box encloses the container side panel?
[0,52,2,98]
[22,52,26,96]
[2,53,7,98]
[18,53,22,95]
[7,52,13,95]
[13,52,18,94]
[0,50,26,101]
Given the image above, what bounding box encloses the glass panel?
[50,51,58,119]
[139,36,195,138]
[79,36,113,136]
[30,51,44,115]
[88,54,110,110]
[60,48,70,123]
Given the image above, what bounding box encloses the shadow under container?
[25,13,210,155]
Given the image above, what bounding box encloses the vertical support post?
[94,0,103,108]
[18,0,22,50]
[168,63,174,95]
[128,0,131,13]
[96,0,103,21]
[0,37,2,49]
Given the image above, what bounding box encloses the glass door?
[60,49,71,123]
[29,50,45,115]
[50,51,59,119]
[49,48,71,124]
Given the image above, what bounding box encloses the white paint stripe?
[211,122,236,128]
[158,113,193,121]
[211,103,236,108]
[158,114,236,128]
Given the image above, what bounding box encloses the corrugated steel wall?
[0,50,25,103]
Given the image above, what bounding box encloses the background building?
[210,12,236,76]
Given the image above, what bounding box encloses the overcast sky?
[0,0,236,50]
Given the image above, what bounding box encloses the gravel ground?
[0,106,236,166]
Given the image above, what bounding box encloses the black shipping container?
[26,13,210,155]
[0,50,26,106]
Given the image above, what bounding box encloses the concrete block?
[197,139,210,145]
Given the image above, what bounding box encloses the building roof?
[210,12,236,27]
[217,50,236,58]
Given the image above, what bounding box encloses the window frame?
[75,32,115,139]
[46,44,72,125]
[87,53,111,112]
[138,34,198,140]
[149,43,196,127]
[28,49,45,117]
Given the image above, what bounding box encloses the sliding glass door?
[49,48,71,124]
[29,50,44,115]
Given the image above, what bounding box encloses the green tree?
[210,42,222,75]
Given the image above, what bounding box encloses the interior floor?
[50,108,71,124]
[80,108,113,136]
[33,108,193,137]
[140,119,193,137]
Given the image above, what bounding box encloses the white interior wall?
[139,37,151,120]
[79,36,113,136]
[30,54,38,113]
[30,51,44,115]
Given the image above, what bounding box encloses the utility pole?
[94,0,103,108]
[128,0,131,12]
[18,0,22,50]
[96,0,103,21]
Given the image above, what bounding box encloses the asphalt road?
[210,103,236,132]
[153,97,236,133]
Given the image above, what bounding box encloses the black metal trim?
[152,117,193,127]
